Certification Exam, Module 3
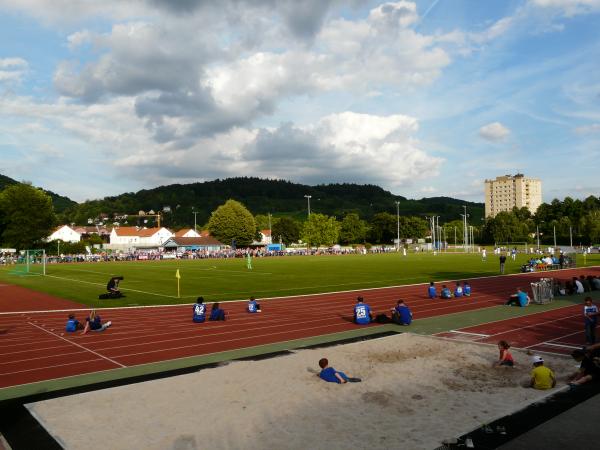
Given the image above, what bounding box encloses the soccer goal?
[13,249,46,276]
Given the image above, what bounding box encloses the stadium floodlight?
[304,195,312,217]
[396,201,400,251]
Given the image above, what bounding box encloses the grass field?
[1,252,599,308]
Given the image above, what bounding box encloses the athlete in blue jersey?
[428,282,437,299]
[247,296,261,313]
[463,282,472,297]
[82,310,112,334]
[440,285,452,299]
[353,296,372,324]
[193,296,207,323]
[65,314,82,332]
[318,358,361,383]
[209,302,226,321]
[454,282,463,298]
[391,300,412,325]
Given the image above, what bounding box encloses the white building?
[259,229,272,245]
[484,174,542,218]
[48,225,81,243]
[109,227,173,250]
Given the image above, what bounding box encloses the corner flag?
[176,269,181,298]
[176,269,181,279]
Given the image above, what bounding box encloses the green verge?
[407,293,591,335]
[0,324,398,402]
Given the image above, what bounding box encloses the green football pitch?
[1,252,598,308]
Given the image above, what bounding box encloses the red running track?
[1,267,598,389]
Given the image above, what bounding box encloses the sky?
[0,0,599,203]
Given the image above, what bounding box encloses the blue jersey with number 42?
[354,304,371,324]
[193,303,206,322]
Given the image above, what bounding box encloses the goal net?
[13,249,46,276]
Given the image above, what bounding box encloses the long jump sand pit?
[28,334,576,450]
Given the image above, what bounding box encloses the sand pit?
[28,334,576,450]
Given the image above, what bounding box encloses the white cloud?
[575,123,600,134]
[531,0,600,16]
[0,57,28,83]
[478,122,511,141]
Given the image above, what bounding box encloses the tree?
[271,217,300,245]
[368,212,396,244]
[399,216,429,240]
[207,199,256,247]
[0,183,57,250]
[339,213,368,244]
[482,211,531,244]
[301,213,340,247]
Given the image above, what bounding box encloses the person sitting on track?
[568,347,600,388]
[454,282,463,298]
[353,296,373,324]
[247,296,261,313]
[530,355,556,390]
[428,281,437,299]
[506,288,530,307]
[494,340,514,367]
[82,310,112,334]
[463,281,472,297]
[193,297,207,323]
[390,300,412,326]
[65,313,84,332]
[440,285,452,299]
[209,302,226,321]
[317,358,361,384]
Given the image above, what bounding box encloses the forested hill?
[0,173,77,213]
[61,177,484,227]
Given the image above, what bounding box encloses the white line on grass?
[28,322,126,368]
[44,274,178,299]
[4,266,596,317]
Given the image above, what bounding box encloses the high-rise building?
[484,174,542,218]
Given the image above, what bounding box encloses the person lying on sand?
[318,358,361,384]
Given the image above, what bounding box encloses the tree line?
[1,183,598,251]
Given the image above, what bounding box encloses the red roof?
[165,236,225,247]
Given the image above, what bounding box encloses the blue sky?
[0,0,599,203]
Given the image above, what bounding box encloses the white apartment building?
[484,174,542,218]
[108,226,173,250]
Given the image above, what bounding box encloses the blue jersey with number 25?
[193,303,206,322]
[354,304,371,324]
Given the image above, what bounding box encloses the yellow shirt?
[530,365,555,390]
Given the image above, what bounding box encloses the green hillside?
[0,174,77,213]
[62,177,484,227]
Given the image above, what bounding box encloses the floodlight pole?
[268,212,272,244]
[396,201,400,251]
[553,225,556,248]
[304,195,312,217]
[536,225,540,250]
[570,226,573,247]
[192,209,199,231]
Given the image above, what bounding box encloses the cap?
[532,355,544,364]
